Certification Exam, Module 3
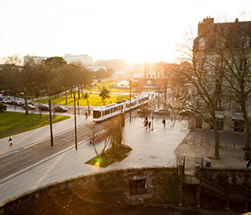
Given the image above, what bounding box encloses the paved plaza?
[0,113,247,207]
[0,116,189,205]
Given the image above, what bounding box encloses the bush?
[0,102,7,113]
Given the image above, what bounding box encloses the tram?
[93,95,149,122]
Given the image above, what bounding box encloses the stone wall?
[0,167,181,215]
[2,167,250,214]
[201,169,251,186]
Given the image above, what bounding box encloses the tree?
[95,68,113,80]
[99,88,110,105]
[220,25,251,150]
[173,26,228,159]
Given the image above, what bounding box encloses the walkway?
[0,117,189,205]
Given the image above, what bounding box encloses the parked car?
[179,109,194,116]
[1,99,7,104]
[16,101,24,106]
[54,105,68,112]
[38,104,50,111]
[153,109,170,115]
[23,104,36,110]
[6,100,14,105]
[137,108,152,115]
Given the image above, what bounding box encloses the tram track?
[0,120,111,181]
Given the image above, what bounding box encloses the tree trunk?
[65,90,67,105]
[24,93,29,115]
[214,119,220,159]
[243,109,250,150]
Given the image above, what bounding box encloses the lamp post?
[49,100,53,146]
[73,87,78,150]
[129,79,132,123]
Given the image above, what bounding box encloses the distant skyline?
[0,0,250,64]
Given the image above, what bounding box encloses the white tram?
[93,95,149,122]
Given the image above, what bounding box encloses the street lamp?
[73,86,78,150]
[49,100,53,146]
[129,79,132,122]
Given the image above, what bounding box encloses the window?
[234,103,242,113]
[233,119,244,133]
[196,116,202,129]
[129,179,147,195]
[217,100,222,111]
[93,110,101,119]
[210,119,224,131]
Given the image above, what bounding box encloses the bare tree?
[221,26,251,149]
[173,25,228,159]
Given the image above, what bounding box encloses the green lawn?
[0,112,70,139]
[37,93,132,106]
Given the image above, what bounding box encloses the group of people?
[144,117,166,130]
[144,117,151,130]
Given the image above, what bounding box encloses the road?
[0,118,113,181]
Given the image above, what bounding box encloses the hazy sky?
[0,0,250,64]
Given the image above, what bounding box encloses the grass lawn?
[37,93,132,106]
[35,81,137,106]
[85,145,132,168]
[0,111,70,139]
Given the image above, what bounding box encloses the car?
[23,104,36,110]
[179,109,194,116]
[13,101,24,106]
[137,108,152,115]
[54,105,68,112]
[38,104,50,111]
[6,100,14,105]
[1,99,7,104]
[153,109,170,115]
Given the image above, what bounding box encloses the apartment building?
[190,17,251,133]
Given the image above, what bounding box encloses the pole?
[129,79,131,122]
[49,100,53,146]
[74,91,78,150]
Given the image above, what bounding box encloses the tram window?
[105,110,109,115]
[93,111,101,119]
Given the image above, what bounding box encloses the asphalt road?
[0,119,112,180]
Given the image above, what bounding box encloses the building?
[190,17,251,133]
[133,62,177,87]
[94,59,126,71]
[23,54,93,66]
[63,54,93,66]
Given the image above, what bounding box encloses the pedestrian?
[245,151,250,160]
[88,106,91,115]
[85,111,88,119]
[9,136,13,147]
[148,121,151,130]
[246,158,250,169]
[144,117,148,127]
[162,119,166,127]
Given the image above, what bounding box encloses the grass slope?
[0,112,70,138]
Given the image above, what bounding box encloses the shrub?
[0,102,7,113]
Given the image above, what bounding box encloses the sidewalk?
[0,117,189,205]
[0,115,247,205]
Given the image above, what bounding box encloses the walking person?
[144,117,148,127]
[148,121,151,130]
[8,136,13,147]
[85,111,88,119]
[162,118,166,127]
[246,158,250,169]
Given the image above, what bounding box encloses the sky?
[0,0,250,64]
